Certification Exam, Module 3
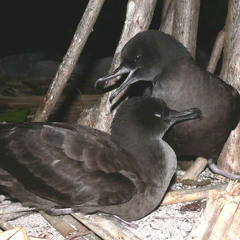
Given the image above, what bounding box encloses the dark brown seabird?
[0,96,201,221]
[95,30,240,180]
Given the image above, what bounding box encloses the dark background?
[0,0,227,64]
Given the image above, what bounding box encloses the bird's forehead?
[133,98,168,115]
[122,40,152,61]
[125,39,148,53]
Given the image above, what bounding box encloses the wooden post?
[218,0,240,172]
[188,182,240,240]
[79,0,158,132]
[33,0,105,122]
[172,0,200,58]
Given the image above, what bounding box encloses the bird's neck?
[111,129,177,185]
[152,58,202,109]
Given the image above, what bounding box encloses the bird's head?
[111,96,202,142]
[95,30,191,102]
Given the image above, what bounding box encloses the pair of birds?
[0,30,239,221]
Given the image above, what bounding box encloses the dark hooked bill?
[166,108,202,123]
[94,66,131,89]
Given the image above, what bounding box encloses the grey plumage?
[0,96,201,220]
[95,30,240,179]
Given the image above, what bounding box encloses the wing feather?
[0,123,136,207]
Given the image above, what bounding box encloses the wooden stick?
[207,30,225,73]
[187,189,226,240]
[40,211,101,239]
[209,196,240,240]
[80,0,158,132]
[39,211,74,237]
[72,213,141,240]
[159,0,175,34]
[181,157,208,180]
[162,183,228,205]
[187,181,240,240]
[33,0,105,122]
[0,226,44,240]
[172,0,200,58]
[222,206,240,239]
[0,222,14,231]
[208,181,240,240]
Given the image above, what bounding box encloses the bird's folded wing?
[0,123,136,206]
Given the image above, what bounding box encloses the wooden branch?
[224,16,240,91]
[161,0,173,22]
[207,30,225,73]
[72,213,141,240]
[40,211,100,239]
[172,0,200,58]
[162,183,228,205]
[209,196,240,239]
[188,181,240,240]
[32,0,106,235]
[0,222,14,231]
[0,226,44,240]
[223,205,240,239]
[218,0,240,173]
[220,0,240,83]
[219,122,240,172]
[187,188,226,240]
[220,1,232,80]
[160,0,200,57]
[40,211,80,237]
[33,0,105,122]
[79,0,158,132]
[159,0,175,34]
[181,157,208,180]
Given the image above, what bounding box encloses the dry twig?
[72,213,141,240]
[188,181,240,240]
[207,30,225,73]
[162,183,228,205]
[181,157,208,180]
[79,0,158,132]
[33,0,105,122]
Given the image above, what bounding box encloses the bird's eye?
[154,113,162,118]
[134,54,142,62]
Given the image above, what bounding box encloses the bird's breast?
[153,73,239,158]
